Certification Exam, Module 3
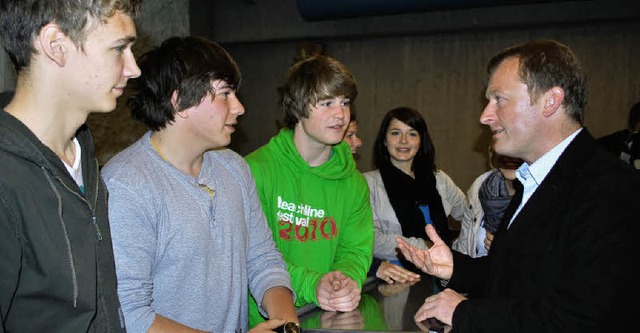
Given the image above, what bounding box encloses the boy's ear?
[37,23,69,67]
[171,90,180,110]
[172,90,190,119]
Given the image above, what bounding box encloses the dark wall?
[192,0,639,43]
[294,0,566,21]
[191,0,640,190]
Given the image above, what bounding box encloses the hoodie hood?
[0,110,83,176]
[268,128,356,180]
[0,110,97,199]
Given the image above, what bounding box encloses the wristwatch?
[275,321,302,333]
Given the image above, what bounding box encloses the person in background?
[452,147,523,257]
[0,1,141,332]
[397,39,639,332]
[101,36,297,333]
[245,54,374,327]
[597,101,640,169]
[343,112,363,155]
[365,106,466,284]
[341,108,419,285]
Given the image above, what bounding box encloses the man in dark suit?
[397,40,639,332]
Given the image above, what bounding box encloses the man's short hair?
[0,0,142,73]
[487,39,587,125]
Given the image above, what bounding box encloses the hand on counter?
[414,288,466,328]
[316,271,361,312]
[416,317,453,333]
[320,308,364,330]
[376,260,421,284]
[396,224,454,281]
[377,280,417,297]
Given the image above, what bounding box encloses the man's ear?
[37,23,69,67]
[542,87,564,118]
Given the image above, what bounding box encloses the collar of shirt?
[516,127,582,187]
[510,127,582,227]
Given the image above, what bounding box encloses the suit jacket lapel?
[491,129,595,252]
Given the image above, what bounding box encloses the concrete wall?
[2,0,638,191]
[87,0,190,163]
[199,0,638,44]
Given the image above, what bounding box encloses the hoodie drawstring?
[42,167,79,308]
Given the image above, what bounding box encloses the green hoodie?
[245,129,374,326]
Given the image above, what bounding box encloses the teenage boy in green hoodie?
[245,54,374,327]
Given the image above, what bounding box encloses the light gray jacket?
[364,169,466,261]
[451,170,492,257]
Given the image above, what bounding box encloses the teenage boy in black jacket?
[0,1,142,332]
